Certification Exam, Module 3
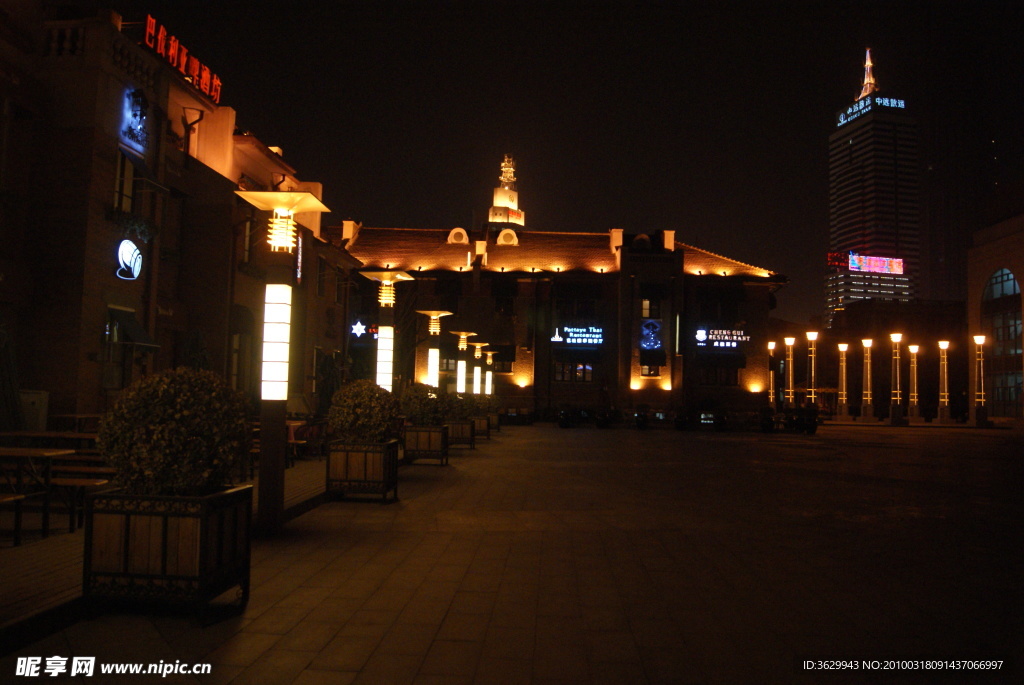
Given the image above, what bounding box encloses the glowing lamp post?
[767,341,776,409]
[861,339,874,421]
[837,343,850,419]
[362,270,413,392]
[470,342,488,395]
[972,335,987,426]
[484,351,496,395]
[907,345,921,419]
[889,333,904,425]
[450,331,477,394]
[938,341,951,423]
[784,337,796,407]
[234,189,329,533]
[806,331,818,407]
[416,311,452,388]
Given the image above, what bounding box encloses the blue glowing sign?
[551,326,603,345]
[120,89,149,153]
[640,319,662,350]
[836,95,907,128]
[116,240,142,280]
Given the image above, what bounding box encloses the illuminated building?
[339,158,786,421]
[0,8,357,421]
[826,49,919,326]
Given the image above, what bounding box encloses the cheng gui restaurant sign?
[143,15,222,103]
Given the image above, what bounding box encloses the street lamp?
[806,331,818,407]
[908,344,920,419]
[767,341,776,409]
[938,340,951,423]
[972,334,987,425]
[450,331,477,394]
[837,343,849,418]
[470,342,488,395]
[363,270,414,392]
[416,310,452,388]
[889,333,903,424]
[861,339,874,420]
[784,337,796,407]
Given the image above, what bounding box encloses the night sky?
[112,0,1023,324]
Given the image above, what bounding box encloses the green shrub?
[400,383,445,426]
[328,379,401,442]
[98,367,248,496]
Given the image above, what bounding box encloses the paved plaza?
[2,422,1022,684]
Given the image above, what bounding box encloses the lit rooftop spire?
[499,154,517,190]
[857,48,877,101]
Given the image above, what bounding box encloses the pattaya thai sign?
[143,15,222,103]
[551,326,603,345]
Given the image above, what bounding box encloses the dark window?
[695,367,739,386]
[554,362,593,382]
[113,153,135,212]
[317,256,327,297]
[335,267,346,304]
[640,365,660,377]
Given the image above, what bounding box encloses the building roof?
[341,226,779,280]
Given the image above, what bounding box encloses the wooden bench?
[0,493,27,546]
[51,465,116,478]
[50,477,110,533]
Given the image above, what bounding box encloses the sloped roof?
[342,227,778,279]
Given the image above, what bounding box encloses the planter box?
[327,439,399,501]
[83,485,252,613]
[447,419,475,448]
[471,415,491,440]
[403,425,449,465]
[488,412,501,432]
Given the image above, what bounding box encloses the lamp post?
[784,337,796,407]
[416,311,452,388]
[907,344,921,420]
[235,189,329,532]
[470,342,489,395]
[938,340,951,423]
[449,331,477,394]
[806,331,818,408]
[889,333,904,425]
[362,270,413,392]
[861,339,874,421]
[837,343,850,419]
[972,334,988,426]
[767,341,776,409]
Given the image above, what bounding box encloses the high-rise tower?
[826,49,920,326]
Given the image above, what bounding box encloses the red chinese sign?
[143,15,222,104]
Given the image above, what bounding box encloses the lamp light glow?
[456,360,467,393]
[938,340,950,350]
[268,209,297,252]
[376,325,394,391]
[838,343,849,352]
[973,335,986,345]
[261,284,292,400]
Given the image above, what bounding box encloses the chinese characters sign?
[143,16,222,103]
[836,95,906,127]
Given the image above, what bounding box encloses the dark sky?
[111,0,1023,325]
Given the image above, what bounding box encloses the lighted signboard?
[848,252,904,275]
[551,326,603,345]
[836,95,906,128]
[116,240,142,280]
[639,319,662,350]
[119,89,149,153]
[695,328,750,349]
[143,15,222,103]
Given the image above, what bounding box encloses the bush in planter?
[400,383,445,426]
[328,379,401,442]
[98,367,249,495]
[86,367,252,612]
[400,384,449,464]
[326,380,402,499]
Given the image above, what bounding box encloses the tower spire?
[857,47,877,101]
[499,154,517,190]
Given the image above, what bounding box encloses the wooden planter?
[83,485,252,613]
[327,439,399,501]
[403,425,449,465]
[488,412,501,432]
[471,415,491,440]
[447,419,475,449]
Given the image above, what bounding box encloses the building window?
[640,365,660,377]
[493,361,513,373]
[981,268,1022,417]
[440,358,457,372]
[113,152,135,212]
[554,362,593,382]
[316,256,327,297]
[641,299,660,318]
[695,367,739,386]
[335,267,346,304]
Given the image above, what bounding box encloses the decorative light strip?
[485,370,493,395]
[376,325,394,391]
[456,360,467,393]
[261,284,292,400]
[268,209,297,252]
[427,348,440,388]
[473,366,481,394]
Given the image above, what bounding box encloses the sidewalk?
[2,424,1021,684]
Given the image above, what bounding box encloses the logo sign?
[640,319,662,350]
[836,95,907,127]
[116,240,142,280]
[143,15,222,103]
[552,326,603,345]
[696,328,749,349]
[848,252,904,275]
[120,89,149,152]
[351,321,379,339]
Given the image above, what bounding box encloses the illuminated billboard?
[848,252,904,275]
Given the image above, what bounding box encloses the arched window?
[981,268,1022,417]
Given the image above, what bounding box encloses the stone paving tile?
[274,619,344,653]
[229,647,314,685]
[419,639,484,678]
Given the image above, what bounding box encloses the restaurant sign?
[695,328,750,349]
[143,15,222,103]
[551,326,603,345]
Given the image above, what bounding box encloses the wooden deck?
[0,456,327,635]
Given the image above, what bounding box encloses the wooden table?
[0,431,99,450]
[49,414,103,433]
[0,447,75,540]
